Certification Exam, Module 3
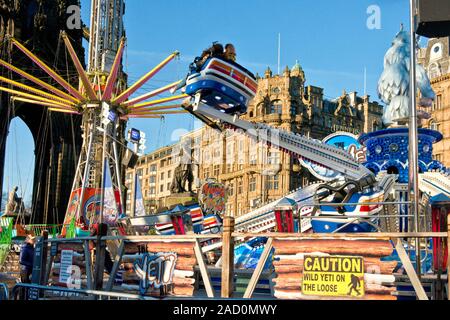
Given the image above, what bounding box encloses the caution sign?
[302,255,365,298]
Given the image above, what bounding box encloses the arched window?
[429,120,437,131]
[373,121,379,132]
[256,102,265,116]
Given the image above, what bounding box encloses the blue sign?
[108,111,117,122]
[130,128,141,143]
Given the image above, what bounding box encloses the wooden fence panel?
[272,238,397,300]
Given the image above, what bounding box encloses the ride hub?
[359,128,445,183]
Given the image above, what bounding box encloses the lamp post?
[408,0,421,277]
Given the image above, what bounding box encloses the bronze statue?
[170,145,194,194]
[6,186,22,215]
[170,162,194,194]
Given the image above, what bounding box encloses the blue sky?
[3,0,415,204]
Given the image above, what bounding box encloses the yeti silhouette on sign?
[347,274,362,296]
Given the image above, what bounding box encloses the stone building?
[419,37,450,167]
[126,62,383,216]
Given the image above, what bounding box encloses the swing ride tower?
[0,0,187,230]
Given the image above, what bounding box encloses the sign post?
[128,128,145,218]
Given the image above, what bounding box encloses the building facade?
[126,62,383,217]
[419,37,450,167]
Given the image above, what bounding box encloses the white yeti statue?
[378,25,435,126]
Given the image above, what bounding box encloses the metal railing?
[297,201,413,234]
[5,201,447,301]
[11,283,156,301]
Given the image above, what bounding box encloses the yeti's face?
[392,31,410,46]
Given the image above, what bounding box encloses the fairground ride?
[0,0,188,235]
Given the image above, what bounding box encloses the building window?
[150,187,155,195]
[428,62,441,79]
[160,185,164,192]
[203,150,210,162]
[150,176,156,184]
[249,176,256,192]
[150,164,157,172]
[213,146,221,159]
[238,139,244,152]
[433,154,442,162]
[373,121,379,132]
[227,164,233,173]
[435,94,442,110]
[161,172,164,180]
[430,120,437,131]
[226,142,234,162]
[268,101,282,114]
[167,183,170,191]
[204,167,210,179]
[249,143,258,166]
[266,175,280,190]
[228,183,234,196]
[237,203,242,216]
[238,179,243,194]
[214,165,220,177]
[290,104,297,115]
[268,151,280,165]
[168,170,172,179]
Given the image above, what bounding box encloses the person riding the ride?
[171,42,229,94]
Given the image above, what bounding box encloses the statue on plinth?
[5,186,23,216]
[170,144,194,194]
[170,162,194,194]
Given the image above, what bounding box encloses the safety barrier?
[0,217,13,244]
[5,200,448,301]
[24,224,62,238]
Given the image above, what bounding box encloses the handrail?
[11,283,155,300]
[231,232,447,239]
[44,234,222,243]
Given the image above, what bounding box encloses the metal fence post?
[94,223,108,291]
[447,210,450,300]
[39,230,49,286]
[221,216,235,298]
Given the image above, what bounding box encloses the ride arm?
[190,101,376,188]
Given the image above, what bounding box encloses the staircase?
[0,247,20,275]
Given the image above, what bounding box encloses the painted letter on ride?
[302,255,365,298]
